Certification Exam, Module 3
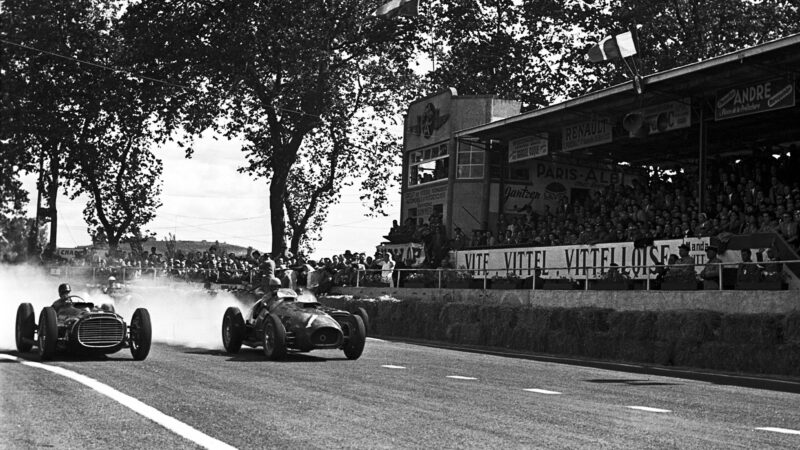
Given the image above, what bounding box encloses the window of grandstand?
[409,142,449,186]
[456,142,485,179]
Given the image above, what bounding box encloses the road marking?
[0,354,236,450]
[524,388,562,395]
[626,406,671,413]
[756,427,800,435]
[367,337,385,342]
[446,375,477,380]
[381,365,406,369]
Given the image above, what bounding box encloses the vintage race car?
[221,288,368,360]
[15,295,152,361]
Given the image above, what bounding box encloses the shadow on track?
[380,336,800,394]
[585,378,681,386]
[181,347,348,363]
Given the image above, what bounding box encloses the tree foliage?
[1,0,165,255]
[121,0,424,255]
[423,0,800,109]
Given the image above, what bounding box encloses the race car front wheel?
[263,313,286,360]
[343,315,366,360]
[130,308,152,361]
[16,303,35,353]
[222,307,245,353]
[38,307,58,360]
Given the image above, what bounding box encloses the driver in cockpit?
[251,277,282,321]
[52,283,72,311]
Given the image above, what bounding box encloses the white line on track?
[524,388,562,395]
[381,365,406,369]
[626,406,671,413]
[0,354,236,450]
[446,375,477,380]
[755,427,800,435]
[367,337,385,342]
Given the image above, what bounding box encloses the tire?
[15,303,35,353]
[343,315,366,360]
[129,308,152,361]
[37,307,58,360]
[262,313,286,360]
[352,307,370,336]
[222,307,245,353]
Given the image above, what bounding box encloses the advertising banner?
[404,184,447,218]
[509,134,548,162]
[562,119,612,152]
[378,242,425,266]
[453,238,714,280]
[715,78,795,121]
[630,98,691,136]
[503,160,640,214]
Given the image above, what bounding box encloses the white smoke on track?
[0,264,253,351]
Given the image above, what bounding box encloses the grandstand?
[392,33,800,290]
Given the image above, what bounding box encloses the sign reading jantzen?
[454,238,714,280]
[562,119,612,152]
[715,78,795,121]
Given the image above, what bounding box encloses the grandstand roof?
[456,33,800,167]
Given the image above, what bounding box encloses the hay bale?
[720,313,783,345]
[783,312,800,344]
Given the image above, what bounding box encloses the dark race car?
[15,295,152,361]
[221,288,367,360]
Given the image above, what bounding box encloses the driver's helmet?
[58,283,71,297]
[268,276,282,290]
[108,276,116,283]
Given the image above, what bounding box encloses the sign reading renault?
[715,78,795,121]
[562,119,612,152]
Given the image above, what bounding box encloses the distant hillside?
[138,240,254,257]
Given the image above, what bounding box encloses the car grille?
[311,327,341,347]
[77,317,125,348]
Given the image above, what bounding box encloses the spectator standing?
[736,249,760,285]
[380,253,396,287]
[700,245,722,290]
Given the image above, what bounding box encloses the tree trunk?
[269,166,290,257]
[46,146,60,258]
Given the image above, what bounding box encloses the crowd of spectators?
[463,150,800,253]
[55,243,401,293]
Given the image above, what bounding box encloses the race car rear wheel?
[129,308,152,361]
[15,303,35,353]
[343,315,366,360]
[222,307,245,353]
[37,307,58,360]
[263,313,286,360]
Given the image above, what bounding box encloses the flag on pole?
[372,0,419,18]
[586,31,637,63]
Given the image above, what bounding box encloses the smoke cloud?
[0,264,252,351]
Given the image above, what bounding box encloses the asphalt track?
[2,339,799,449]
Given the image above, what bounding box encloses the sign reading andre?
[715,78,795,121]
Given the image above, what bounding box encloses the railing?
[36,259,799,292]
[352,260,799,291]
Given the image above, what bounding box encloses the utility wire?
[0,38,321,120]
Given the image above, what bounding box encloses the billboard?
[715,78,795,121]
[453,238,713,280]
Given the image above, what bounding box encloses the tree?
[423,0,800,109]
[121,0,424,256]
[2,0,167,256]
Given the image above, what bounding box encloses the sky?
[20,131,400,260]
